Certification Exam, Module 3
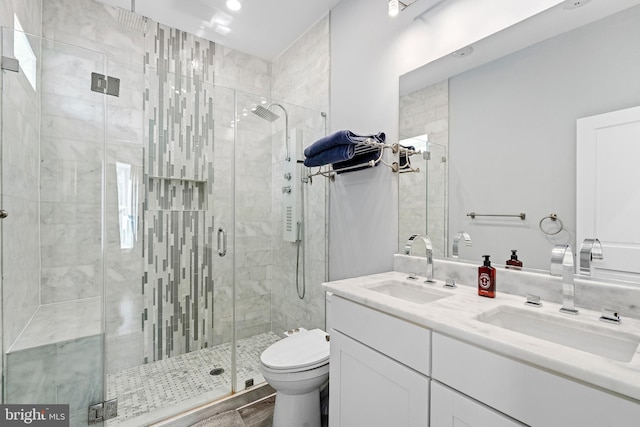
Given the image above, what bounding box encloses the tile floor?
[106,332,281,426]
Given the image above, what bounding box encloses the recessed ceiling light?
[389,0,400,16]
[226,0,242,12]
[389,0,409,17]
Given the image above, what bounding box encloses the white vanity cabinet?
[329,295,431,427]
[431,381,525,427]
[326,290,640,427]
[432,332,640,427]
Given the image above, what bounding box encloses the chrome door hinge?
[88,398,118,424]
[91,72,120,97]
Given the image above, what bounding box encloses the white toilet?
[260,328,330,427]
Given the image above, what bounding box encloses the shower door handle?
[217,227,227,257]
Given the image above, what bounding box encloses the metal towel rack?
[467,212,526,220]
[306,139,421,180]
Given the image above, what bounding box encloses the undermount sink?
[477,306,640,363]
[366,279,452,304]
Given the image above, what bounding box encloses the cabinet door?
[431,381,524,427]
[329,330,429,427]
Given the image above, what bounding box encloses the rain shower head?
[117,0,149,33]
[252,103,291,160]
[252,105,281,122]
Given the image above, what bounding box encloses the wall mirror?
[398,0,640,278]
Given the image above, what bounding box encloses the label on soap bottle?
[479,273,491,290]
[478,267,496,298]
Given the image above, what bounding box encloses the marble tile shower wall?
[39,41,108,305]
[234,111,274,341]
[399,80,449,257]
[41,0,146,377]
[270,16,330,334]
[103,54,146,373]
[0,1,43,402]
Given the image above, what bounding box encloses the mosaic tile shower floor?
[106,332,281,426]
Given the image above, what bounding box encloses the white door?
[329,330,430,427]
[577,106,640,282]
[430,381,525,427]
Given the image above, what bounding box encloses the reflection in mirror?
[398,137,448,258]
[399,0,640,277]
[399,81,449,258]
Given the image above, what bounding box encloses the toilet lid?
[261,328,330,370]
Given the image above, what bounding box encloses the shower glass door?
[232,90,281,392]
[102,65,237,425]
[233,91,329,391]
[1,27,106,426]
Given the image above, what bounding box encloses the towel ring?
[539,213,563,235]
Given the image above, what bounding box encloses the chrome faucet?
[404,234,435,283]
[579,238,603,276]
[550,244,578,315]
[452,231,472,258]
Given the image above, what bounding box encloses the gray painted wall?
[328,0,558,280]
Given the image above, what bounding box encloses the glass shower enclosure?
[1,27,327,426]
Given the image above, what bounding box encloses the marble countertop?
[323,270,640,402]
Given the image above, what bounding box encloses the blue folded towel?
[303,144,356,167]
[303,130,385,167]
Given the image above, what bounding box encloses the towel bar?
[306,139,422,179]
[467,212,526,220]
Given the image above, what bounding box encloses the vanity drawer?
[330,295,431,375]
[432,333,640,426]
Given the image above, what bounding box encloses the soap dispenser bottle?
[505,249,523,270]
[478,255,496,298]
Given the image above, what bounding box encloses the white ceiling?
[399,0,640,95]
[96,0,343,60]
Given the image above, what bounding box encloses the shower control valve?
[282,186,292,194]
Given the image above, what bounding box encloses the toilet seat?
[260,328,329,371]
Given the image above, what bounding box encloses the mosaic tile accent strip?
[142,210,217,360]
[145,23,216,85]
[142,22,218,362]
[144,23,216,183]
[106,332,280,425]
